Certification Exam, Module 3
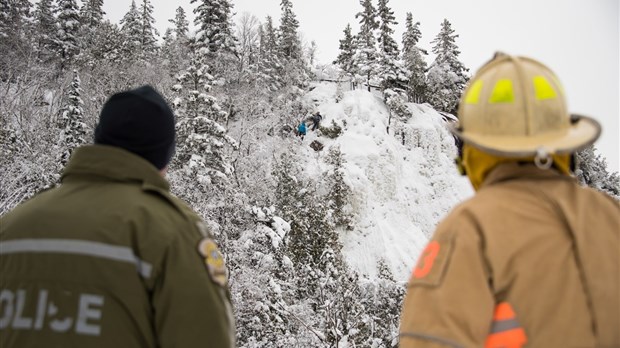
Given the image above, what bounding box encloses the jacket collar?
[62,145,170,191]
[481,162,574,188]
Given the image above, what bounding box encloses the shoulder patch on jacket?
[197,237,228,288]
[409,234,454,287]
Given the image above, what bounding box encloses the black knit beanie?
[94,85,175,169]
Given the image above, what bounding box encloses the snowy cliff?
[300,82,473,281]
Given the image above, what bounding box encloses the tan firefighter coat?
[399,163,620,348]
[0,145,235,347]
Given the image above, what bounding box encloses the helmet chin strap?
[534,147,553,170]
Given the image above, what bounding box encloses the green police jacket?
[0,145,235,347]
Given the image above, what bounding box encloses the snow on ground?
[301,82,473,282]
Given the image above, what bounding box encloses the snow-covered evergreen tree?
[274,0,308,94]
[0,0,31,41]
[257,16,283,92]
[334,23,356,79]
[162,7,190,77]
[87,20,123,63]
[138,0,159,57]
[402,12,428,103]
[376,0,399,63]
[228,203,320,346]
[0,0,33,79]
[80,0,104,29]
[77,0,106,67]
[353,0,379,91]
[161,28,175,56]
[33,0,56,63]
[191,0,237,56]
[58,70,86,165]
[326,146,353,229]
[574,145,620,199]
[278,0,301,61]
[272,152,337,269]
[376,0,408,123]
[427,19,469,115]
[120,0,142,59]
[169,6,189,41]
[172,46,238,188]
[55,0,81,69]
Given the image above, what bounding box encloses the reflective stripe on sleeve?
[489,318,521,334]
[0,239,152,278]
[400,332,464,348]
[485,302,527,348]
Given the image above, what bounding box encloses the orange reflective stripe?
[485,330,527,348]
[493,302,517,320]
[485,302,527,348]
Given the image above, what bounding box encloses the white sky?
[102,0,619,171]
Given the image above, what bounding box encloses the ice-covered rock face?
[303,82,473,281]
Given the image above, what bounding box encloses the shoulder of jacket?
[139,182,214,238]
[136,182,188,217]
[434,193,501,240]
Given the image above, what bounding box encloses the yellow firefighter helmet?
[451,53,601,159]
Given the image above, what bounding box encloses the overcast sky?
[102,0,619,171]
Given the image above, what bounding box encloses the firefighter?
[0,86,235,347]
[399,53,619,347]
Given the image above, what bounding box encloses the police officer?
[399,54,619,347]
[0,86,235,347]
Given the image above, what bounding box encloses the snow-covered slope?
[301,82,473,282]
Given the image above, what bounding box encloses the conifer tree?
[376,0,407,93]
[0,0,33,78]
[55,0,81,69]
[191,0,237,55]
[160,27,175,57]
[427,19,469,115]
[172,46,238,187]
[278,0,301,61]
[274,152,299,220]
[334,24,356,78]
[257,16,283,92]
[376,0,398,61]
[59,70,86,165]
[0,0,31,41]
[402,12,428,103]
[169,6,189,41]
[162,7,190,77]
[326,146,353,229]
[273,153,336,268]
[33,0,57,63]
[77,0,105,66]
[88,20,123,63]
[80,0,104,29]
[353,0,379,91]
[139,0,159,57]
[120,0,142,59]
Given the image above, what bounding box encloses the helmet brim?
[449,114,601,157]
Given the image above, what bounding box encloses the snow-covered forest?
[1,0,618,346]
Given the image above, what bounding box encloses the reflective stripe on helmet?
[489,79,515,103]
[465,80,484,104]
[533,76,558,100]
